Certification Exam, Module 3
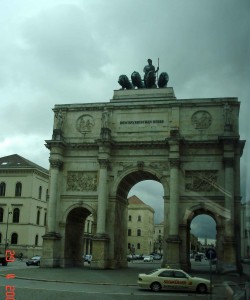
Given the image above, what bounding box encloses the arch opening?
[114,170,164,268]
[189,212,217,271]
[64,207,94,267]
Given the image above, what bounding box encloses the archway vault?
[114,168,167,200]
[41,88,245,272]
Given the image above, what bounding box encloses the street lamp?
[4,208,12,253]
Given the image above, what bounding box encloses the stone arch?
[62,202,97,225]
[112,166,169,199]
[183,202,225,227]
[42,88,244,271]
[180,201,225,271]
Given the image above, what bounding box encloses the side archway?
[63,206,95,267]
[180,202,224,271]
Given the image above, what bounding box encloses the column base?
[41,232,62,268]
[90,235,110,269]
[216,236,242,274]
[164,235,181,269]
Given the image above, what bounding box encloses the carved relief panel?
[67,171,97,191]
[185,170,218,192]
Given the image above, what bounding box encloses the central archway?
[111,169,168,268]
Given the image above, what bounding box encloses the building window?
[137,243,140,250]
[15,182,22,197]
[38,186,42,200]
[128,243,131,250]
[13,208,20,223]
[44,212,47,226]
[35,235,38,246]
[36,210,40,225]
[0,182,6,196]
[128,229,131,236]
[11,233,18,244]
[138,215,141,222]
[137,229,141,236]
[0,232,2,243]
[128,215,132,221]
[0,208,3,222]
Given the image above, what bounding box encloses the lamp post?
[4,208,12,253]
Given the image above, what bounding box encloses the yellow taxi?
[137,268,211,293]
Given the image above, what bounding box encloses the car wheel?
[150,282,162,292]
[196,283,207,293]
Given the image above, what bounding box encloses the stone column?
[96,159,109,236]
[166,135,181,268]
[224,157,235,237]
[41,158,62,268]
[47,158,63,233]
[169,158,180,236]
[223,157,237,265]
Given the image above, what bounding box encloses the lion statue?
[158,72,169,88]
[118,75,134,90]
[131,71,145,89]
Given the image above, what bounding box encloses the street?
[0,259,248,300]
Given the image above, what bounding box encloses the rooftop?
[0,154,48,174]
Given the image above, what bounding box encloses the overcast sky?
[0,0,249,238]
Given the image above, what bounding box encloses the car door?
[157,270,175,291]
[173,270,190,291]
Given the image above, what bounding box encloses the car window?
[146,269,159,275]
[158,270,174,277]
[174,271,188,278]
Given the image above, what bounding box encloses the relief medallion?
[76,115,95,133]
[191,111,212,129]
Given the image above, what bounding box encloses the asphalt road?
[0,259,248,300]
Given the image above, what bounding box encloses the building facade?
[0,154,49,258]
[154,222,164,253]
[127,195,154,255]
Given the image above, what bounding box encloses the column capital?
[169,158,180,168]
[98,159,110,169]
[49,158,63,169]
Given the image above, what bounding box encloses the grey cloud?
[21,4,108,77]
[191,215,216,239]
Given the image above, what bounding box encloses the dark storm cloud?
[0,0,249,209]
[22,4,108,76]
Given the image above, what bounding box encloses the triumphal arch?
[41,84,245,271]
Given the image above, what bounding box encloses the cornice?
[45,139,67,150]
[0,169,49,179]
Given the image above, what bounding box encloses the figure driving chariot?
[118,58,169,90]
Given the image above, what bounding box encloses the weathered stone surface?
[43,87,245,271]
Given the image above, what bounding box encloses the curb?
[0,273,137,286]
